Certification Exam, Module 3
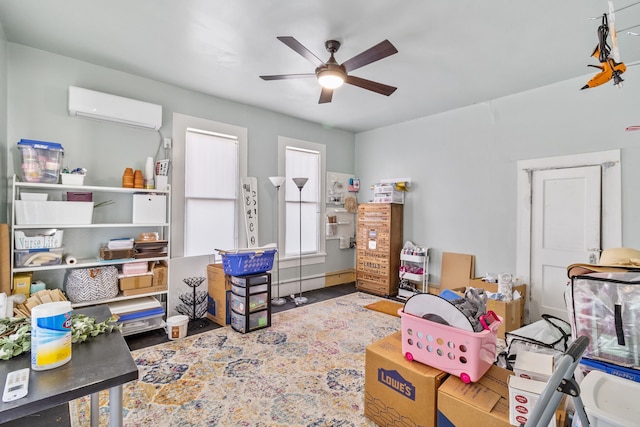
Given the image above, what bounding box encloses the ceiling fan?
[260,36,398,104]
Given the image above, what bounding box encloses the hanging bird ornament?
[581,3,626,90]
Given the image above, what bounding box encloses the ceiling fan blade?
[260,73,316,80]
[319,87,333,104]
[277,36,325,67]
[345,75,397,96]
[341,39,398,73]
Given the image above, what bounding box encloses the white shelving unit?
[398,249,429,300]
[10,176,170,309]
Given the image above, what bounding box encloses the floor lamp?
[269,176,286,306]
[292,177,308,305]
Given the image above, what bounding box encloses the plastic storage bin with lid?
[574,370,640,427]
[18,139,64,183]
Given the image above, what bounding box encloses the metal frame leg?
[109,385,123,427]
[524,336,591,427]
[90,393,99,427]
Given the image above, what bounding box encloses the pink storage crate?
[398,308,502,383]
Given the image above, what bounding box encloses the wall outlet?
[163,138,172,149]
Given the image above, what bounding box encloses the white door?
[529,166,601,321]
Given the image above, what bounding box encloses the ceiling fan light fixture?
[317,69,345,89]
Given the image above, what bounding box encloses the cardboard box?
[0,224,11,295]
[207,263,232,327]
[508,376,555,427]
[119,273,153,290]
[121,284,168,297]
[440,252,475,291]
[150,260,168,287]
[464,279,527,339]
[437,364,514,427]
[365,331,447,427]
[438,365,563,427]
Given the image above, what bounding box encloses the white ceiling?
[1,0,640,133]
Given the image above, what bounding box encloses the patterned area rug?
[69,292,401,426]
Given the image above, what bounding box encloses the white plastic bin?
[14,229,64,249]
[15,201,93,224]
[132,194,166,224]
[578,370,640,427]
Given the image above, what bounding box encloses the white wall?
[4,44,357,291]
[355,74,640,284]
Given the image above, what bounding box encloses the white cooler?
[577,370,640,427]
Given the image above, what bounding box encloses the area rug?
[69,292,401,426]
[363,299,403,317]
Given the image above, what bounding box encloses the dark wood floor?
[3,283,359,426]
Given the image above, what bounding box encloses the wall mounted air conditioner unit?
[68,86,162,130]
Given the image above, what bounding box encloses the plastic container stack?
[18,139,64,183]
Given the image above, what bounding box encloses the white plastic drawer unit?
[132,194,166,224]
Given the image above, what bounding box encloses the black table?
[0,305,139,427]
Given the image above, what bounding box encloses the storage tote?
[567,271,640,368]
[64,266,119,303]
[14,229,64,250]
[398,308,502,383]
[500,314,572,369]
[17,139,64,183]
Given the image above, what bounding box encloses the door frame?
[516,150,622,321]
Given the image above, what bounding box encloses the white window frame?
[277,136,326,268]
[172,113,248,258]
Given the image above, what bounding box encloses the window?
[278,137,326,262]
[172,113,248,258]
[184,129,238,256]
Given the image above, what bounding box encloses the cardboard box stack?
[118,261,153,294]
[364,253,566,427]
[121,260,169,297]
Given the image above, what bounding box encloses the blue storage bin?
[221,249,276,276]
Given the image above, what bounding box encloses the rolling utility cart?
[398,247,429,300]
